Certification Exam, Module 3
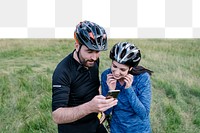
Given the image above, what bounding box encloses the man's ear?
[74,43,79,52]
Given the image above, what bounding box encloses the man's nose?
[91,53,99,60]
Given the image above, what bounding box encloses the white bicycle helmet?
[110,42,141,67]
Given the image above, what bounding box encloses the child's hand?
[124,74,133,89]
[106,74,117,90]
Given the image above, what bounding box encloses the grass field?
[0,39,200,133]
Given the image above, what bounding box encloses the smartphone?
[106,90,120,99]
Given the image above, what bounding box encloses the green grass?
[0,39,200,133]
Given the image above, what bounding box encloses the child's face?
[111,60,131,80]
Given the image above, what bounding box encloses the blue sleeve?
[124,73,151,120]
[101,71,109,97]
[101,69,113,115]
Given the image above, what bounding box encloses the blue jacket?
[101,68,152,133]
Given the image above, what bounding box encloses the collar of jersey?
[77,64,89,73]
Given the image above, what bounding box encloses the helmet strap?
[77,44,83,65]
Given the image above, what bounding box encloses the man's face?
[78,45,100,67]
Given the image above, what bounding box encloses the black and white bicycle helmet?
[74,20,107,51]
[110,42,141,67]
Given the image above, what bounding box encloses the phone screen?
[106,90,120,99]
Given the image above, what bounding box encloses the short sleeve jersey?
[52,51,100,123]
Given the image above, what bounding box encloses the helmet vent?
[122,43,126,47]
[87,28,91,32]
[127,53,134,58]
[121,50,126,59]
[90,37,95,44]
[116,47,119,55]
[130,46,134,50]
[80,32,88,42]
[97,37,101,44]
[96,27,100,34]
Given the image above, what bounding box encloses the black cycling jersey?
[52,51,102,133]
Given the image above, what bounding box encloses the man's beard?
[82,59,96,67]
[78,52,97,68]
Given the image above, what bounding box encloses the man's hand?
[87,95,118,112]
[52,95,117,124]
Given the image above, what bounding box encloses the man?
[52,20,118,133]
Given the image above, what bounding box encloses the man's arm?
[52,95,118,124]
[52,102,91,124]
